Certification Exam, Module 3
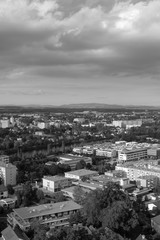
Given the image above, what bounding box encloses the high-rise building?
[0,161,17,186]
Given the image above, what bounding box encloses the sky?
[0,0,160,106]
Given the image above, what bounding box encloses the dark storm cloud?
[0,0,160,105]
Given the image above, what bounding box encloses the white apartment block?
[43,176,72,192]
[0,162,17,186]
[116,165,160,181]
[112,120,142,128]
[118,148,148,162]
[72,147,83,155]
[136,175,158,188]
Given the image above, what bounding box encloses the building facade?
[118,148,148,162]
[7,201,82,231]
[65,169,98,180]
[116,165,160,181]
[42,176,72,192]
[136,175,159,188]
[59,154,92,170]
[0,162,17,186]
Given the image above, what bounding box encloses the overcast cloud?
[0,0,160,106]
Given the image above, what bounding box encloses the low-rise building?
[72,180,103,191]
[96,149,117,158]
[7,201,82,231]
[42,176,72,192]
[65,169,98,180]
[59,154,92,170]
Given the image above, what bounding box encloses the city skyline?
[0,0,160,106]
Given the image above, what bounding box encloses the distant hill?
[59,103,160,109]
[0,103,159,110]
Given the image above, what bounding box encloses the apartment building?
[65,169,98,180]
[42,176,72,192]
[136,175,159,188]
[96,148,117,158]
[7,201,82,231]
[116,164,160,181]
[59,154,92,170]
[112,120,142,128]
[0,162,17,186]
[118,147,148,162]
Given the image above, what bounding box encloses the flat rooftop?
[43,175,68,181]
[121,147,148,154]
[72,181,102,190]
[1,226,19,240]
[59,154,90,161]
[137,175,158,180]
[92,175,120,183]
[13,200,82,220]
[62,186,90,194]
[65,169,98,177]
[152,214,160,224]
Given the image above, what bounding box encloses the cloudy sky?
[0,0,160,106]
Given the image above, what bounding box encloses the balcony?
[9,212,30,229]
[41,215,70,225]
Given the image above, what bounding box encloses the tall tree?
[102,201,139,238]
